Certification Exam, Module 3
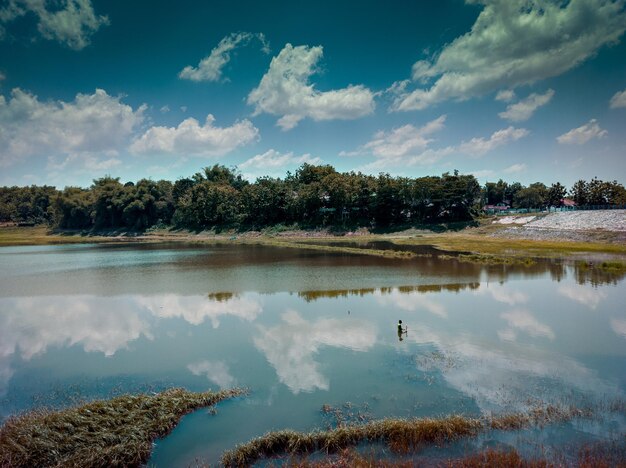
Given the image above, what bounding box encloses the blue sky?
[1,0,625,188]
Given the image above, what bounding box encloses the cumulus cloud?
[364,115,446,160]
[498,89,555,122]
[0,0,108,50]
[247,43,375,130]
[392,0,626,111]
[0,88,145,168]
[609,88,626,108]
[254,310,376,394]
[495,90,516,102]
[503,163,527,174]
[129,114,259,157]
[239,149,321,178]
[350,117,527,171]
[179,32,269,82]
[556,119,608,144]
[458,126,529,156]
[352,116,454,169]
[188,360,235,389]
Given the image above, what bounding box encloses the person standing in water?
[397,320,407,341]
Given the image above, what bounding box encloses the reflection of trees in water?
[573,263,626,287]
[298,283,481,302]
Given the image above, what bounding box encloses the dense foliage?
[0,165,624,231]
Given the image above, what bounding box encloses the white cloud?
[558,284,607,309]
[188,360,235,389]
[353,116,454,169]
[609,88,626,108]
[47,153,122,172]
[495,90,516,102]
[350,118,527,171]
[0,0,108,50]
[557,119,608,145]
[239,149,321,177]
[254,310,376,394]
[392,0,626,111]
[458,126,529,156]
[501,309,555,339]
[179,32,269,82]
[503,163,527,174]
[364,116,446,159]
[499,89,555,122]
[129,114,259,157]
[160,105,170,113]
[0,88,145,168]
[247,43,375,130]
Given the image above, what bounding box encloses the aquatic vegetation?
[286,441,626,467]
[251,239,417,259]
[0,388,245,468]
[221,403,614,467]
[221,416,482,466]
[440,253,536,266]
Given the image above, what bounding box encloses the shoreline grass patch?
[0,387,246,468]
[221,404,606,467]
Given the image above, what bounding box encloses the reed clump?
[0,387,245,468]
[221,416,482,467]
[222,402,610,467]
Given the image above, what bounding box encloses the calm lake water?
[1,243,625,465]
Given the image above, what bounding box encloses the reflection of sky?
[0,294,263,395]
[253,309,377,394]
[0,273,624,433]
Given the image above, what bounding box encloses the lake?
[0,242,625,465]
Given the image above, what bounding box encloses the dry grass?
[285,443,626,468]
[395,232,626,258]
[221,403,611,467]
[222,416,482,467]
[0,387,245,468]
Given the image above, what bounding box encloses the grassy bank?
[3,225,626,268]
[0,388,245,468]
[0,226,117,246]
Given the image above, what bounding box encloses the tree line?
[1,164,624,231]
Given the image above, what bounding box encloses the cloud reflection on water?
[0,293,263,395]
[558,284,607,309]
[253,309,377,394]
[187,360,236,389]
[408,322,618,413]
[137,294,262,327]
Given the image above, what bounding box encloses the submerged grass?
[221,404,605,467]
[0,387,245,468]
[249,239,416,259]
